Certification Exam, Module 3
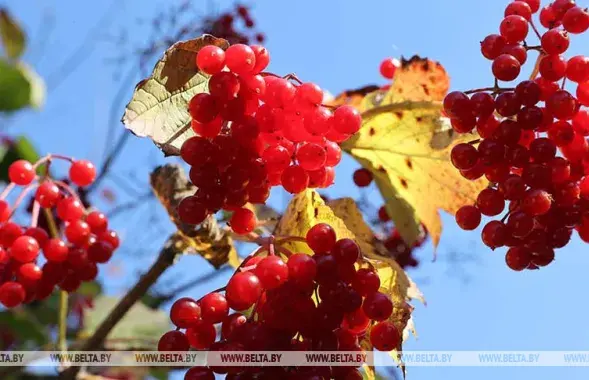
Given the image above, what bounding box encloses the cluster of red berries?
[203,4,265,45]
[445,0,589,270]
[0,156,120,308]
[178,42,362,231]
[158,223,399,379]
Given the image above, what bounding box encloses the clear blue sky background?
[4,0,589,379]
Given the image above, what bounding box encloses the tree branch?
[59,234,182,380]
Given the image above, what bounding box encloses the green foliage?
[0,8,26,60]
[0,135,39,182]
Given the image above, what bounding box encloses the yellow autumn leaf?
[150,164,238,268]
[341,56,487,248]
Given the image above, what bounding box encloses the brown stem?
[463,87,515,95]
[59,235,179,379]
[529,52,545,81]
[529,20,542,40]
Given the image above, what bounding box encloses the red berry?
[287,253,317,285]
[522,189,552,216]
[226,271,262,310]
[56,197,85,222]
[363,292,393,321]
[566,55,589,83]
[158,330,190,351]
[43,238,69,262]
[499,15,529,43]
[296,142,326,171]
[332,106,362,135]
[492,54,521,81]
[178,196,208,225]
[353,168,373,187]
[35,181,60,208]
[541,29,570,54]
[98,230,120,249]
[170,297,201,328]
[476,188,505,216]
[186,321,216,349]
[563,6,589,33]
[455,205,481,230]
[230,208,256,235]
[281,165,309,193]
[332,238,360,265]
[185,367,215,380]
[540,5,562,28]
[0,222,23,247]
[10,236,40,263]
[87,241,114,263]
[86,211,108,233]
[189,93,218,123]
[196,45,226,75]
[24,227,48,247]
[505,247,532,271]
[370,321,400,351]
[352,268,380,295]
[481,221,508,249]
[306,223,336,253]
[64,220,91,245]
[8,160,35,185]
[539,54,567,81]
[225,44,255,74]
[255,255,289,290]
[505,1,533,20]
[200,292,229,324]
[0,281,25,308]
[379,58,400,79]
[69,160,96,187]
[451,143,479,170]
[17,262,42,288]
[546,90,578,120]
[481,34,507,60]
[251,45,269,74]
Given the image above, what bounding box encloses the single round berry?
[225,271,262,310]
[281,165,309,194]
[505,247,532,271]
[0,282,26,308]
[563,6,589,33]
[352,268,380,295]
[566,55,589,83]
[87,241,114,263]
[541,29,570,54]
[230,208,256,235]
[492,54,521,81]
[255,255,289,290]
[184,367,215,380]
[225,44,256,74]
[332,105,362,135]
[170,297,201,328]
[287,253,317,285]
[196,45,226,75]
[353,168,373,187]
[306,223,337,253]
[200,292,229,324]
[8,160,35,185]
[499,15,529,43]
[379,58,400,79]
[251,45,269,73]
[69,160,96,187]
[481,34,507,60]
[56,197,85,222]
[10,236,40,263]
[186,321,216,349]
[363,292,393,321]
[455,205,482,230]
[178,196,208,225]
[370,321,400,351]
[86,211,108,233]
[43,238,69,262]
[64,220,91,245]
[296,142,326,171]
[35,181,60,208]
[332,238,360,265]
[158,330,190,351]
[451,143,479,170]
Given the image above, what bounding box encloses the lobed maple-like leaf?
[340,56,487,248]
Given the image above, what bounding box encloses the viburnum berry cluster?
[203,3,266,45]
[0,155,120,308]
[445,0,589,270]
[158,223,399,379]
[178,43,362,232]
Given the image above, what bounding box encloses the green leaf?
[150,368,170,380]
[0,135,40,182]
[76,281,102,298]
[0,59,45,112]
[0,9,26,60]
[80,296,169,350]
[0,310,47,346]
[122,34,229,156]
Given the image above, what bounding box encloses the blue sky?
[4,0,589,379]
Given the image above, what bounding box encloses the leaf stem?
[463,87,515,95]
